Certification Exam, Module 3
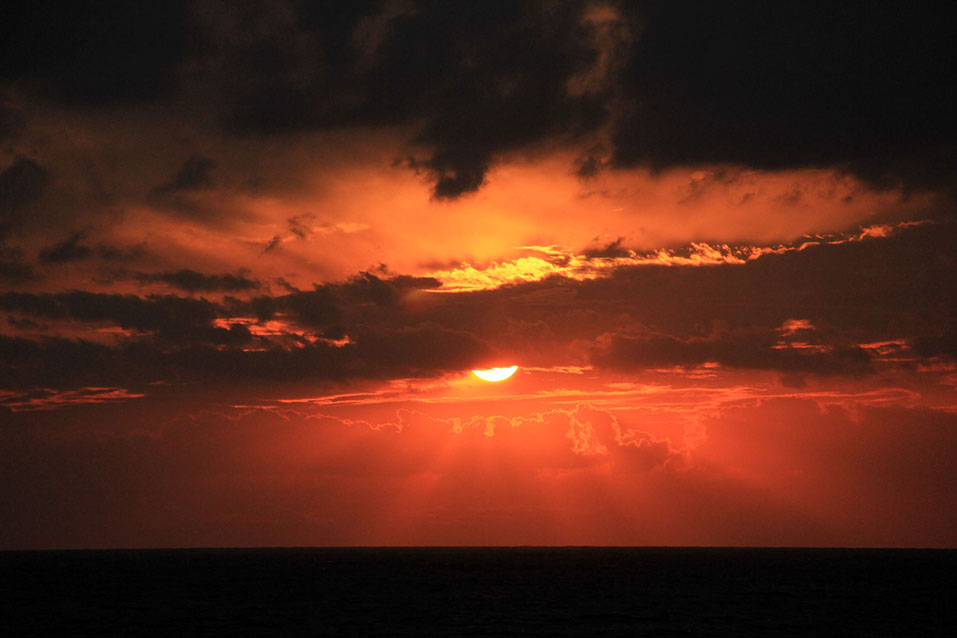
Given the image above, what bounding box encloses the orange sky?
[2,1,955,549]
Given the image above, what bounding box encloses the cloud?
[0,276,487,389]
[135,269,261,293]
[0,226,952,394]
[38,231,94,263]
[146,155,220,217]
[0,259,33,281]
[255,272,441,327]
[0,101,24,141]
[591,327,874,376]
[911,331,957,361]
[0,335,120,390]
[348,323,490,379]
[149,155,217,196]
[2,2,954,205]
[261,216,373,253]
[0,157,53,239]
[427,221,936,292]
[609,3,956,194]
[0,386,144,412]
[582,236,628,259]
[0,291,223,341]
[0,1,192,104]
[0,244,34,281]
[96,242,148,262]
[168,1,631,199]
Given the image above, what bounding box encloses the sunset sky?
[1,1,955,549]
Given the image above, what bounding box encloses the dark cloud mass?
[0,291,220,341]
[592,328,873,376]
[0,245,34,281]
[135,269,260,293]
[1,2,953,197]
[0,273,480,390]
[203,0,615,198]
[0,259,34,282]
[0,225,953,394]
[150,155,217,196]
[0,158,52,239]
[611,2,957,192]
[0,1,192,104]
[38,232,94,263]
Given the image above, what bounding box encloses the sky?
[1,1,955,549]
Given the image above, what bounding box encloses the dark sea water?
[1,547,954,636]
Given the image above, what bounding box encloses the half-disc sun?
[471,366,519,382]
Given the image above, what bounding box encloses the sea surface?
[2,547,954,636]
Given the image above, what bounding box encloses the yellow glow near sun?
[471,366,519,382]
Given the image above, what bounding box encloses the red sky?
[1,1,955,549]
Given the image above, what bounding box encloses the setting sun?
[471,366,519,382]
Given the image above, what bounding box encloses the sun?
[471,366,519,382]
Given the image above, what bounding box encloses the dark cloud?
[591,328,873,376]
[261,235,282,254]
[0,259,34,282]
[349,323,490,378]
[260,215,322,253]
[135,269,261,293]
[38,232,94,263]
[0,245,34,281]
[394,222,957,372]
[0,335,120,390]
[610,2,957,193]
[156,322,487,383]
[583,237,629,259]
[0,1,192,104]
[286,215,313,240]
[0,324,487,392]
[96,242,148,262]
[194,0,620,198]
[911,331,957,361]
[573,153,603,179]
[0,158,53,239]
[336,271,441,306]
[178,1,957,196]
[2,2,952,199]
[146,156,219,216]
[0,273,481,390]
[259,272,442,326]
[568,222,957,342]
[0,291,221,342]
[276,287,341,327]
[149,155,217,197]
[1,226,953,391]
[424,153,489,201]
[0,101,24,141]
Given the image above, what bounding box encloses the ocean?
[2,547,954,636]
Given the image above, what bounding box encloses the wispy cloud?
[428,221,933,292]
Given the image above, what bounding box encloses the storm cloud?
[4,2,949,199]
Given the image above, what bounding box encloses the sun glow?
[471,366,519,382]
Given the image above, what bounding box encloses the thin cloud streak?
[428,221,933,292]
